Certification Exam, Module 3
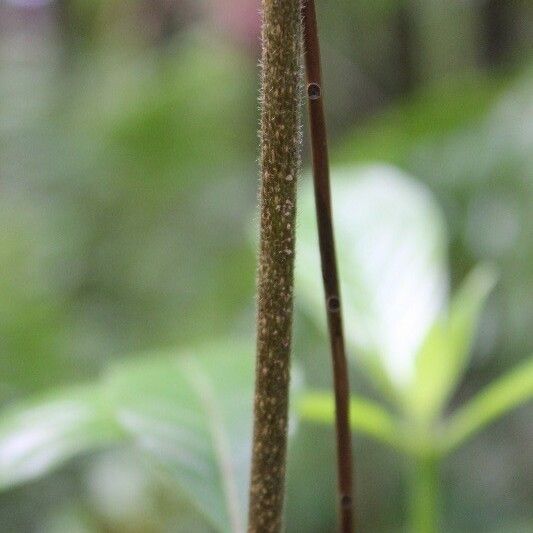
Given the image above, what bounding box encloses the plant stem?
[409,454,440,533]
[248,1,302,532]
[302,1,354,531]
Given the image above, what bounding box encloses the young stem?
[410,454,440,533]
[248,1,302,532]
[302,1,355,531]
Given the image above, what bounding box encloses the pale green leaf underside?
[407,264,497,421]
[0,344,254,533]
[0,386,123,488]
[297,164,449,397]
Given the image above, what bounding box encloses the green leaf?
[0,386,123,489]
[298,392,409,452]
[0,344,254,533]
[407,264,497,421]
[296,164,449,398]
[106,346,253,533]
[334,73,510,166]
[71,34,256,186]
[441,356,533,453]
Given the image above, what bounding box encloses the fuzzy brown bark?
[248,1,302,532]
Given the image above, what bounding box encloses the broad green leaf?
[441,356,533,453]
[0,386,123,489]
[407,264,497,421]
[0,344,254,533]
[296,165,449,397]
[298,392,409,452]
[105,346,253,533]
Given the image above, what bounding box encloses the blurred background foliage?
[0,0,531,531]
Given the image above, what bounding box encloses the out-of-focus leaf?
[441,355,533,452]
[0,344,254,533]
[106,345,253,533]
[68,34,256,187]
[406,264,497,421]
[298,392,409,452]
[0,200,75,396]
[0,387,122,489]
[334,74,510,166]
[297,164,449,397]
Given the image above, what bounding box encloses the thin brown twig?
[302,1,355,531]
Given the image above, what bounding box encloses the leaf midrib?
[183,359,244,533]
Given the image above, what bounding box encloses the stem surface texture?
[248,1,302,531]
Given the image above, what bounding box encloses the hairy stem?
[302,1,354,531]
[248,1,302,531]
